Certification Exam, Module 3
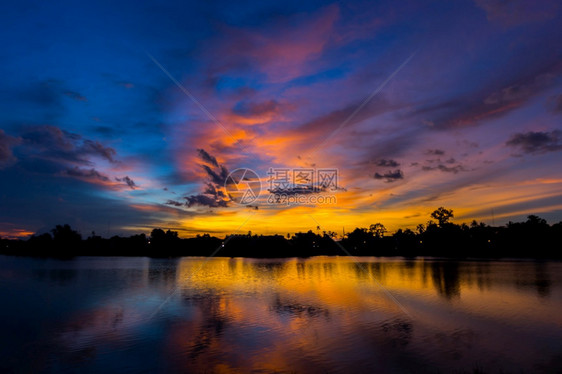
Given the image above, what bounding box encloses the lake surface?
[0,256,561,373]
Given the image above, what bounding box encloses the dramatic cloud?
[203,182,226,198]
[115,176,137,190]
[228,100,294,125]
[374,170,404,182]
[4,125,134,191]
[233,100,280,117]
[201,164,230,186]
[422,63,562,130]
[375,159,400,167]
[165,199,183,207]
[506,130,562,154]
[82,140,117,163]
[2,0,562,236]
[290,95,400,148]
[267,185,326,196]
[170,149,231,208]
[197,148,219,167]
[166,193,228,209]
[65,167,110,182]
[421,164,468,174]
[21,125,117,165]
[205,4,340,83]
[184,194,228,208]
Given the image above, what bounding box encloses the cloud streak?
[374,170,404,183]
[375,159,400,167]
[168,149,231,208]
[506,130,562,155]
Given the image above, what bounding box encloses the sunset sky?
[1,0,562,238]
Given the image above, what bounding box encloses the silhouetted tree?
[344,228,374,253]
[291,230,323,254]
[431,207,454,227]
[28,232,52,244]
[48,224,82,256]
[51,224,81,243]
[369,223,387,238]
[2,207,562,259]
[150,228,166,242]
[149,228,181,256]
[526,215,547,226]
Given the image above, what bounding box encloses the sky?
[1,0,562,239]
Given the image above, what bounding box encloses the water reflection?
[33,268,77,286]
[148,257,179,286]
[0,256,561,373]
[429,261,461,299]
[515,262,551,298]
[270,293,330,318]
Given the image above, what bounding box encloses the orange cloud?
[0,228,34,239]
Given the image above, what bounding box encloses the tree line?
[1,208,561,259]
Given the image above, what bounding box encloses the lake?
[0,255,561,373]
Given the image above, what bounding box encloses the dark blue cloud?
[506,131,562,155]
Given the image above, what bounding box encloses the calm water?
[0,256,561,373]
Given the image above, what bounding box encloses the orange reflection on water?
[39,257,562,373]
[163,257,562,373]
